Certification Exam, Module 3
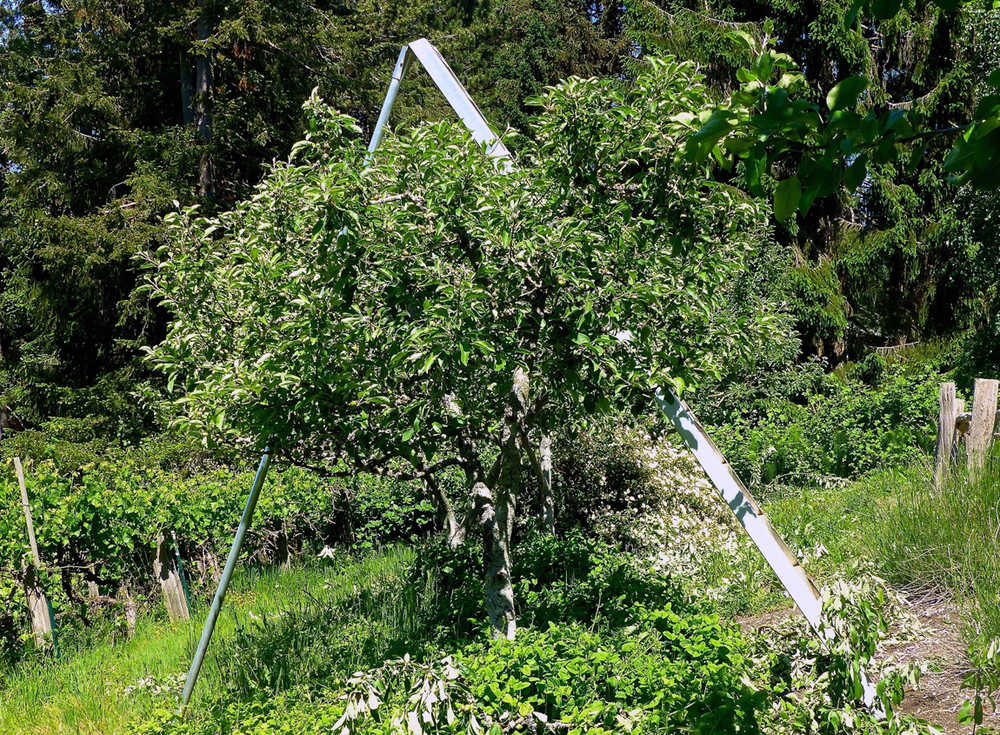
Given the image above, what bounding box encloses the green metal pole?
[179,444,272,712]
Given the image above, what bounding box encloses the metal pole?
[366,45,412,160]
[179,445,273,712]
[655,387,879,710]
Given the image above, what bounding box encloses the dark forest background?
[1,0,998,441]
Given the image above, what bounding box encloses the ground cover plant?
[0,547,418,734]
[869,449,1000,652]
[703,357,945,494]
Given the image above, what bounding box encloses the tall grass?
[215,545,425,697]
[867,450,1000,650]
[0,547,415,735]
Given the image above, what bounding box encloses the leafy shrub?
[413,530,692,640]
[456,618,762,734]
[514,532,690,629]
[526,416,736,561]
[133,563,935,735]
[348,473,437,552]
[541,417,658,540]
[409,537,484,640]
[146,615,764,735]
[709,360,943,493]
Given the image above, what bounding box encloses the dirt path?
[738,593,997,734]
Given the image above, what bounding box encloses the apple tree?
[146,58,784,637]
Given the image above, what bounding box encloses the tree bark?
[179,50,194,125]
[472,480,516,640]
[424,472,463,548]
[194,3,214,198]
[476,367,529,639]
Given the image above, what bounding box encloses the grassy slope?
[0,548,415,735]
[4,453,998,733]
[708,452,1000,651]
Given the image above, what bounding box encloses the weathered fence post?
[14,457,56,649]
[934,382,957,489]
[968,378,999,477]
[154,531,190,621]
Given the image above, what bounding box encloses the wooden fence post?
[968,378,999,477]
[14,457,55,649]
[154,532,190,621]
[952,399,970,463]
[934,382,957,489]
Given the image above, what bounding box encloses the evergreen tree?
[626,0,999,356]
[0,0,621,430]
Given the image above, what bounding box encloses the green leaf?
[844,0,864,28]
[906,143,925,174]
[845,155,868,192]
[988,68,1000,93]
[774,176,801,222]
[744,154,766,195]
[871,0,903,19]
[826,76,869,112]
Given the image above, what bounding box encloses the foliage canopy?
[147,59,783,469]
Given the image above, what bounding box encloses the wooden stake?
[154,532,190,621]
[934,382,957,489]
[952,399,969,464]
[14,457,55,648]
[15,458,41,564]
[539,435,555,534]
[968,378,999,477]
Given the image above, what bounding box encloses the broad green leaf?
[845,155,868,192]
[844,0,864,28]
[826,76,869,112]
[988,68,1000,92]
[744,154,766,195]
[774,176,801,222]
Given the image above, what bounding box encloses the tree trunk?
[472,480,516,640]
[194,4,214,198]
[425,474,463,548]
[475,367,529,639]
[539,435,555,534]
[179,50,194,125]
